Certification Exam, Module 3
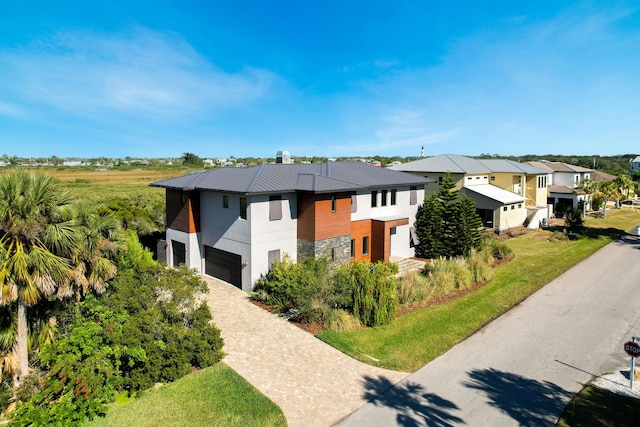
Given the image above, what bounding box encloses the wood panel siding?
[350,219,372,262]
[297,193,352,241]
[166,189,200,233]
[372,218,409,262]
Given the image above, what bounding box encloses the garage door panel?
[204,246,242,289]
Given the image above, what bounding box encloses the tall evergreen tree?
[414,173,483,259]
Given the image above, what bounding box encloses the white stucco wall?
[166,228,202,271]
[248,193,298,286]
[197,191,298,291]
[496,203,527,231]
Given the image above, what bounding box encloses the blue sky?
[1,1,639,159]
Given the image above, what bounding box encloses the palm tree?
[614,174,634,201]
[594,180,621,218]
[57,202,119,301]
[0,171,76,385]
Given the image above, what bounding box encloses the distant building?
[276,151,292,164]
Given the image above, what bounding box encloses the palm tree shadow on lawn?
[362,375,464,427]
[463,368,573,426]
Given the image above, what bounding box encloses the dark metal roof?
[151,162,433,194]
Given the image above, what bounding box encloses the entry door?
[172,241,186,267]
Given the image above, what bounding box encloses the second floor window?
[390,189,397,205]
[371,190,378,207]
[240,197,247,220]
[269,195,282,221]
[381,189,388,206]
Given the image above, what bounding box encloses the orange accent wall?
[297,193,351,241]
[372,218,409,262]
[166,190,200,233]
[351,219,372,262]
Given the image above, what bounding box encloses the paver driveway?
[202,277,408,427]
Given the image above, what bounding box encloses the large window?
[269,195,282,221]
[240,197,247,220]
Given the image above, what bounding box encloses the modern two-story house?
[525,161,592,213]
[390,154,550,231]
[151,162,431,291]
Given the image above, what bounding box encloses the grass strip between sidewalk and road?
[317,209,640,372]
[85,363,286,427]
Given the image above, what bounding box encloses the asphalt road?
[337,235,640,426]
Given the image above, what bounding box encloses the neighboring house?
[151,162,431,291]
[630,156,640,172]
[525,161,592,213]
[390,154,550,231]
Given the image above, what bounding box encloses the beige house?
[390,154,550,231]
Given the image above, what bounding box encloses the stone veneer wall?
[297,235,351,264]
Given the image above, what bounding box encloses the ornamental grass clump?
[397,271,433,304]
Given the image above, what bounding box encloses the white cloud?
[0,101,25,117]
[0,27,278,121]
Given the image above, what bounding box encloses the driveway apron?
[202,277,408,427]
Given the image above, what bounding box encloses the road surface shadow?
[463,368,573,426]
[362,375,465,426]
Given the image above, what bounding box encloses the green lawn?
[318,208,640,372]
[85,364,287,427]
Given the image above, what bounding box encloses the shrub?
[480,235,513,261]
[565,207,584,230]
[323,309,361,332]
[10,300,145,426]
[335,261,399,327]
[425,257,456,295]
[451,257,472,290]
[101,265,224,391]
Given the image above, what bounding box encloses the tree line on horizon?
[2,153,638,177]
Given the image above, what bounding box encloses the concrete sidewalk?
[202,277,408,427]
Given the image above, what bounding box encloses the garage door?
[204,246,242,289]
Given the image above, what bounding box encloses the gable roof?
[589,170,617,182]
[525,161,592,173]
[390,154,548,175]
[151,162,433,194]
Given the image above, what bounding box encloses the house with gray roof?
[525,161,592,214]
[390,154,550,231]
[151,162,431,291]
